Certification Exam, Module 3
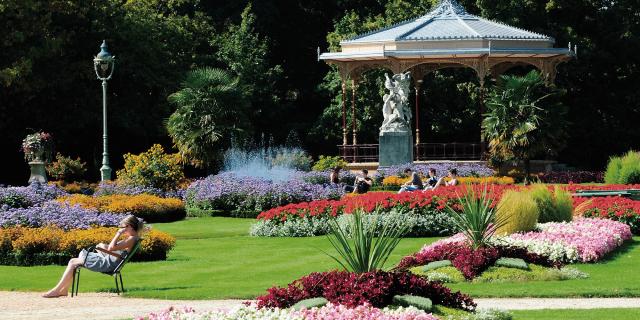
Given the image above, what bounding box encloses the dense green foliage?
[291,297,330,310]
[2,0,640,183]
[604,150,640,184]
[167,68,249,169]
[45,153,87,182]
[482,71,567,182]
[529,184,574,223]
[312,155,349,171]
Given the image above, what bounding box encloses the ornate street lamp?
[93,40,116,181]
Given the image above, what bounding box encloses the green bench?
[573,189,640,200]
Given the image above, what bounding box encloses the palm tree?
[482,70,567,184]
[166,67,249,169]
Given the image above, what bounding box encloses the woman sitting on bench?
[42,215,143,298]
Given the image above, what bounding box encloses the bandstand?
[319,0,575,163]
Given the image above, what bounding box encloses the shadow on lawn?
[596,237,638,263]
[99,286,198,293]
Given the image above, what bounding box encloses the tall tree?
[482,71,568,183]
[166,68,249,170]
[214,4,283,141]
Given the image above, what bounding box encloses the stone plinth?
[28,161,47,184]
[379,131,413,167]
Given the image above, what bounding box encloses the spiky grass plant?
[447,186,507,249]
[325,209,410,273]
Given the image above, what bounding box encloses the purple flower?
[0,201,121,230]
[185,171,345,213]
[378,162,494,178]
[0,183,67,209]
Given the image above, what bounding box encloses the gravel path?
[2,292,640,319]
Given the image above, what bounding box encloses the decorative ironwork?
[339,142,483,163]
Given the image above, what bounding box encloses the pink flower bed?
[506,218,632,262]
[294,303,439,320]
[135,304,440,320]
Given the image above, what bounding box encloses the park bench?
[572,189,640,200]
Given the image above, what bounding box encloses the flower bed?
[185,172,344,217]
[136,304,442,320]
[574,196,640,234]
[500,218,632,263]
[256,270,475,311]
[0,226,175,265]
[0,183,66,209]
[396,234,560,280]
[538,171,604,184]
[383,176,514,187]
[95,181,186,198]
[378,163,495,179]
[253,185,514,237]
[0,201,122,230]
[57,194,186,223]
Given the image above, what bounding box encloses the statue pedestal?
[28,161,47,184]
[379,131,413,167]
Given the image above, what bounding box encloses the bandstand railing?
[338,142,483,163]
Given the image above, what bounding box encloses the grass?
[0,217,437,299]
[511,308,640,320]
[1,217,639,300]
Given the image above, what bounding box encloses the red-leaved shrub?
[255,270,476,311]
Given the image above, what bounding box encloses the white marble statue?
[380,71,412,132]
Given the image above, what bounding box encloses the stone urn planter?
[22,132,52,184]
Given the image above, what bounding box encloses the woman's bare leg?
[43,257,84,298]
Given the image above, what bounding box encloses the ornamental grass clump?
[447,186,506,249]
[605,150,640,184]
[495,190,539,235]
[325,209,411,273]
[529,184,573,223]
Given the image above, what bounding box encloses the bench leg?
[114,274,120,295]
[118,273,124,293]
[71,268,80,297]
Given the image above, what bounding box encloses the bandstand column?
[351,79,357,145]
[479,79,487,157]
[341,80,347,146]
[414,80,423,160]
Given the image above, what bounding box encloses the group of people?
[398,168,458,193]
[330,166,458,195]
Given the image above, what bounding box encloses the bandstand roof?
[319,0,575,64]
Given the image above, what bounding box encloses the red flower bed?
[255,270,476,311]
[257,185,516,221]
[573,196,640,234]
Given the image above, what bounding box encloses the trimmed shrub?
[116,144,185,191]
[423,260,453,272]
[291,297,329,310]
[312,155,348,171]
[605,151,640,184]
[494,258,528,270]
[46,153,87,182]
[57,194,185,223]
[392,295,433,311]
[0,226,175,265]
[495,190,539,235]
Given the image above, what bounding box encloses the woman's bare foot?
[42,290,67,298]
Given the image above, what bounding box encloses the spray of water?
[222,144,308,182]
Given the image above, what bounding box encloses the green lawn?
[0,217,638,300]
[0,217,436,299]
[511,308,640,320]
